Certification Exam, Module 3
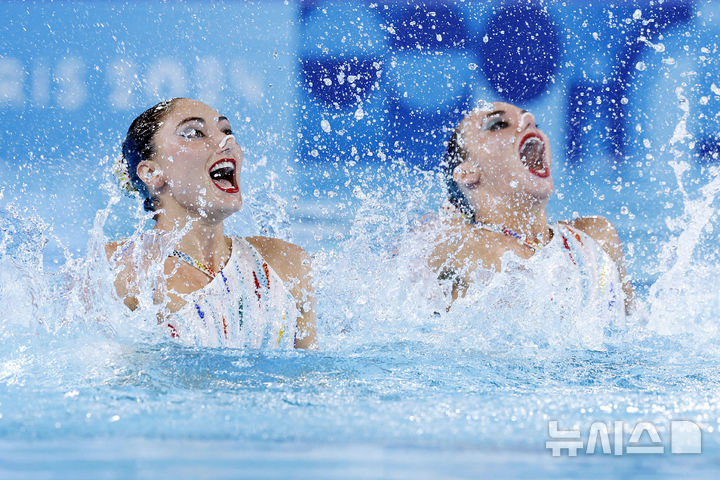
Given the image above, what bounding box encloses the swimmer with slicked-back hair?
[421,101,634,318]
[106,98,316,349]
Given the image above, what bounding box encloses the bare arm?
[426,219,501,305]
[246,236,318,349]
[105,240,140,311]
[569,216,635,313]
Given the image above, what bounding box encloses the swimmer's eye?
[484,117,508,131]
[179,128,205,139]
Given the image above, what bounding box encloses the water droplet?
[320,119,331,133]
[468,63,478,71]
[635,61,646,71]
[354,106,365,120]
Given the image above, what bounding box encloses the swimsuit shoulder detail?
[166,237,298,349]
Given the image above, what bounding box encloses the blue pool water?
[3,165,720,478]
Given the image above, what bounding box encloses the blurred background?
[1,0,719,289]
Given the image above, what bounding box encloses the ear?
[452,162,481,189]
[136,160,165,191]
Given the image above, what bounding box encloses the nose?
[518,111,536,131]
[216,134,236,153]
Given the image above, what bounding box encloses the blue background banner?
[1,0,719,285]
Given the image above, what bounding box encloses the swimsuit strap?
[169,250,218,279]
[439,198,548,250]
[473,221,546,250]
[241,239,272,292]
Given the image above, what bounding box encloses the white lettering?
[195,57,223,107]
[586,422,612,454]
[0,57,24,105]
[107,58,137,110]
[671,420,702,454]
[55,57,86,110]
[545,420,583,457]
[31,62,51,107]
[229,62,264,104]
[627,421,664,454]
[145,58,186,101]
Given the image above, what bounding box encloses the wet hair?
[441,125,475,218]
[121,98,184,212]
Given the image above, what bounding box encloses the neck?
[472,194,550,246]
[153,212,230,270]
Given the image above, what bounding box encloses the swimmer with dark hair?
[423,101,634,317]
[106,98,316,349]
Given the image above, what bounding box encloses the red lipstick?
[208,158,239,193]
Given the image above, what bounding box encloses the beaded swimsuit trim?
[166,239,277,343]
[438,199,547,250]
[169,249,220,278]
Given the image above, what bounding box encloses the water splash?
[1,137,720,469]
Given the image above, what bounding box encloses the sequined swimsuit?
[166,237,298,349]
[494,223,626,321]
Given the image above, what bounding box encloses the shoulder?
[563,216,623,261]
[105,240,123,261]
[426,218,503,274]
[105,239,133,265]
[565,216,619,243]
[104,239,139,310]
[244,236,311,280]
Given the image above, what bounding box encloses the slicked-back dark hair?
[441,125,475,219]
[121,98,184,211]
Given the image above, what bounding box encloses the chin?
[194,196,243,222]
[216,198,243,216]
[526,178,554,202]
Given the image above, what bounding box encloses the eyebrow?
[485,109,528,117]
[177,117,205,128]
[217,116,229,123]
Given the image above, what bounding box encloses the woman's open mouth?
[209,158,239,193]
[518,133,550,178]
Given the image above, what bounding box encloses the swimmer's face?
[455,101,553,201]
[148,98,243,220]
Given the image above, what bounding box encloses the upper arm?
[246,236,317,349]
[569,216,635,311]
[569,216,623,265]
[426,224,501,305]
[105,240,139,311]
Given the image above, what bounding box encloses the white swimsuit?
[165,237,298,349]
[477,223,627,342]
[523,223,625,316]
